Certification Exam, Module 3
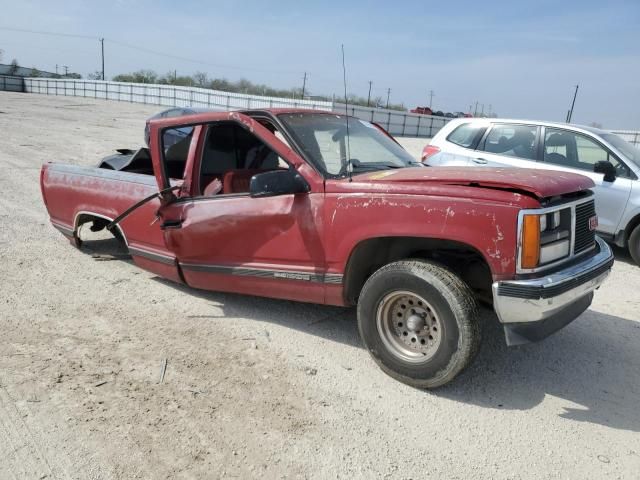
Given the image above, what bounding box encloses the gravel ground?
[1,91,639,480]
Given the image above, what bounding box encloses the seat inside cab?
[199,122,287,196]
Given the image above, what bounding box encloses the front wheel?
[357,260,480,388]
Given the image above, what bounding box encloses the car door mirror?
[250,169,309,198]
[594,160,616,182]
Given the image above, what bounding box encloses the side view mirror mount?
[250,169,310,198]
[594,160,616,182]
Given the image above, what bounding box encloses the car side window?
[480,124,537,160]
[198,122,290,197]
[543,128,631,177]
[161,127,193,180]
[446,123,485,148]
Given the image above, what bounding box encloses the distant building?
[0,63,79,78]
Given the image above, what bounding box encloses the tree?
[105,68,409,111]
[8,58,19,75]
[30,67,41,77]
[87,71,103,80]
[113,69,157,84]
[193,71,208,87]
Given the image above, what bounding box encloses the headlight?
[520,208,572,270]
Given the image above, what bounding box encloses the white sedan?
[423,118,640,264]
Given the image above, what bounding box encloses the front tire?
[357,260,480,388]
[629,224,640,265]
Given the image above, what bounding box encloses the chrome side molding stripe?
[51,222,74,237]
[127,246,344,284]
[180,262,344,285]
[128,246,176,265]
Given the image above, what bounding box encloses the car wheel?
[629,224,640,265]
[357,259,480,389]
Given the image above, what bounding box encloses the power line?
[0,26,300,75]
[0,26,97,40]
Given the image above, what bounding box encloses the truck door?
[119,121,207,284]
[150,113,329,304]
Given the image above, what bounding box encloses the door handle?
[160,219,183,230]
[472,157,488,165]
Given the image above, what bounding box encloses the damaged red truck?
[40,109,614,388]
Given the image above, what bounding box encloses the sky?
[0,0,638,129]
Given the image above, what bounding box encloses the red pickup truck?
[40,109,614,388]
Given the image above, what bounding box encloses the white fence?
[5,76,639,143]
[610,130,640,147]
[335,103,450,137]
[19,77,448,137]
[23,77,333,111]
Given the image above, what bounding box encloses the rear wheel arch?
[342,236,494,306]
[73,211,129,248]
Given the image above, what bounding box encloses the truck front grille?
[574,200,596,255]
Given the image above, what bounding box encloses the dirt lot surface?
[1,92,639,479]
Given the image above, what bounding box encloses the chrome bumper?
[492,237,614,345]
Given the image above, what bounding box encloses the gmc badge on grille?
[589,216,598,231]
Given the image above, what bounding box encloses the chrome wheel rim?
[376,290,442,363]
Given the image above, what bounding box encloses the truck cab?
[40,109,614,388]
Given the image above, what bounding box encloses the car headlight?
[520,208,572,269]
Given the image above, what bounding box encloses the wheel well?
[343,237,493,306]
[74,212,128,246]
[623,213,640,246]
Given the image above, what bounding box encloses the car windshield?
[278,113,420,176]
[601,133,640,167]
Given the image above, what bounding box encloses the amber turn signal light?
[521,215,541,269]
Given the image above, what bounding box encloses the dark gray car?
[144,107,215,146]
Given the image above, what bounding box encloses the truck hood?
[337,167,595,199]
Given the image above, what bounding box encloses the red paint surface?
[40,109,595,306]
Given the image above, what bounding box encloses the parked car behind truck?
[423,118,640,264]
[40,109,613,388]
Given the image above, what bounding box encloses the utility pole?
[481,103,485,116]
[428,90,434,108]
[63,65,69,76]
[488,104,492,116]
[55,64,58,75]
[474,101,478,116]
[100,38,105,80]
[301,72,307,99]
[386,88,391,109]
[566,84,579,123]
[174,69,177,83]
[367,81,372,107]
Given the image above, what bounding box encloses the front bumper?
[492,236,614,346]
